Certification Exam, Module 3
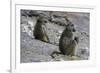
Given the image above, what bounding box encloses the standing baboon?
[34,16,50,43]
[59,22,79,56]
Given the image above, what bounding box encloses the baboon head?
[37,16,48,25]
[66,23,76,32]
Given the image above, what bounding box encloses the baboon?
[34,16,50,43]
[59,23,79,56]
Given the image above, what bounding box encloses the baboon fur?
[59,23,79,56]
[34,16,49,43]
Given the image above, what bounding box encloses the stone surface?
[20,10,90,63]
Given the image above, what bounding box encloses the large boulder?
[20,10,90,62]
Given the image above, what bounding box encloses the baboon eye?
[44,20,47,23]
[71,24,74,27]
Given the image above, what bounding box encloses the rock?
[21,32,59,62]
[76,47,89,60]
[21,16,37,39]
[51,54,81,61]
[20,10,90,62]
[50,15,67,26]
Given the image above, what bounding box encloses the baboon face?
[42,18,48,24]
[38,17,48,25]
[66,24,76,32]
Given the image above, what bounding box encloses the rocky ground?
[20,10,89,63]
